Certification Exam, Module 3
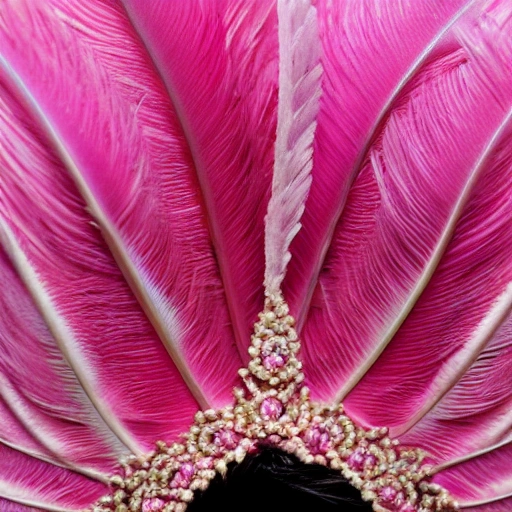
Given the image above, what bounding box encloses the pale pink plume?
[264,0,322,297]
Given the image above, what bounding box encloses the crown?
[94,294,458,512]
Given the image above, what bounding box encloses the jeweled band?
[95,295,458,512]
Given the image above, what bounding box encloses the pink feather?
[301,0,512,407]
[0,444,106,511]
[398,301,512,460]
[122,0,279,357]
[432,440,512,508]
[284,0,476,324]
[0,0,510,511]
[0,0,242,410]
[345,126,512,449]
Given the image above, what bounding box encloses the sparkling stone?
[214,430,239,450]
[142,498,166,512]
[347,450,365,470]
[263,354,286,370]
[180,463,194,479]
[260,398,283,420]
[304,426,331,454]
[170,472,189,488]
[379,486,397,502]
[304,427,321,446]
[399,505,416,512]
[318,432,331,453]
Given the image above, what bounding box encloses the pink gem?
[347,450,365,470]
[268,434,282,444]
[214,430,239,450]
[171,471,190,488]
[399,505,416,512]
[263,354,285,370]
[180,463,195,479]
[304,427,321,445]
[364,454,377,467]
[197,457,214,470]
[304,427,331,454]
[318,432,331,453]
[379,486,397,502]
[142,498,166,512]
[260,398,283,420]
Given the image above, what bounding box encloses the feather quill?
[344,115,512,446]
[0,444,106,511]
[400,307,512,460]
[0,79,134,472]
[264,0,322,297]
[432,441,512,509]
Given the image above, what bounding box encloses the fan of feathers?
[0,0,510,510]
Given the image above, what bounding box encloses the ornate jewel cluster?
[94,295,458,512]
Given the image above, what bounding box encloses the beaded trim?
[94,295,458,512]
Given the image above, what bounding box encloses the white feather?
[264,0,322,297]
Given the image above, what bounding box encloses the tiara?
[94,294,458,512]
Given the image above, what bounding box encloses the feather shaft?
[121,0,279,357]
[459,493,512,509]
[0,443,106,511]
[336,108,512,403]
[0,374,110,482]
[396,281,512,436]
[432,437,512,474]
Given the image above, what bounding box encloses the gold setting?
[95,295,458,512]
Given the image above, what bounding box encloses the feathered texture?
[0,0,241,410]
[284,0,477,326]
[301,0,512,401]
[264,0,321,297]
[0,0,510,511]
[121,0,279,358]
[0,444,106,511]
[433,441,512,509]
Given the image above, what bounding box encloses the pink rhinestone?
[304,427,322,446]
[379,486,397,502]
[260,398,283,420]
[197,457,214,470]
[364,454,377,467]
[399,505,416,512]
[214,430,239,450]
[180,463,195,479]
[263,354,285,370]
[142,498,166,512]
[268,434,282,444]
[318,432,331,452]
[347,450,365,470]
[171,471,190,488]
